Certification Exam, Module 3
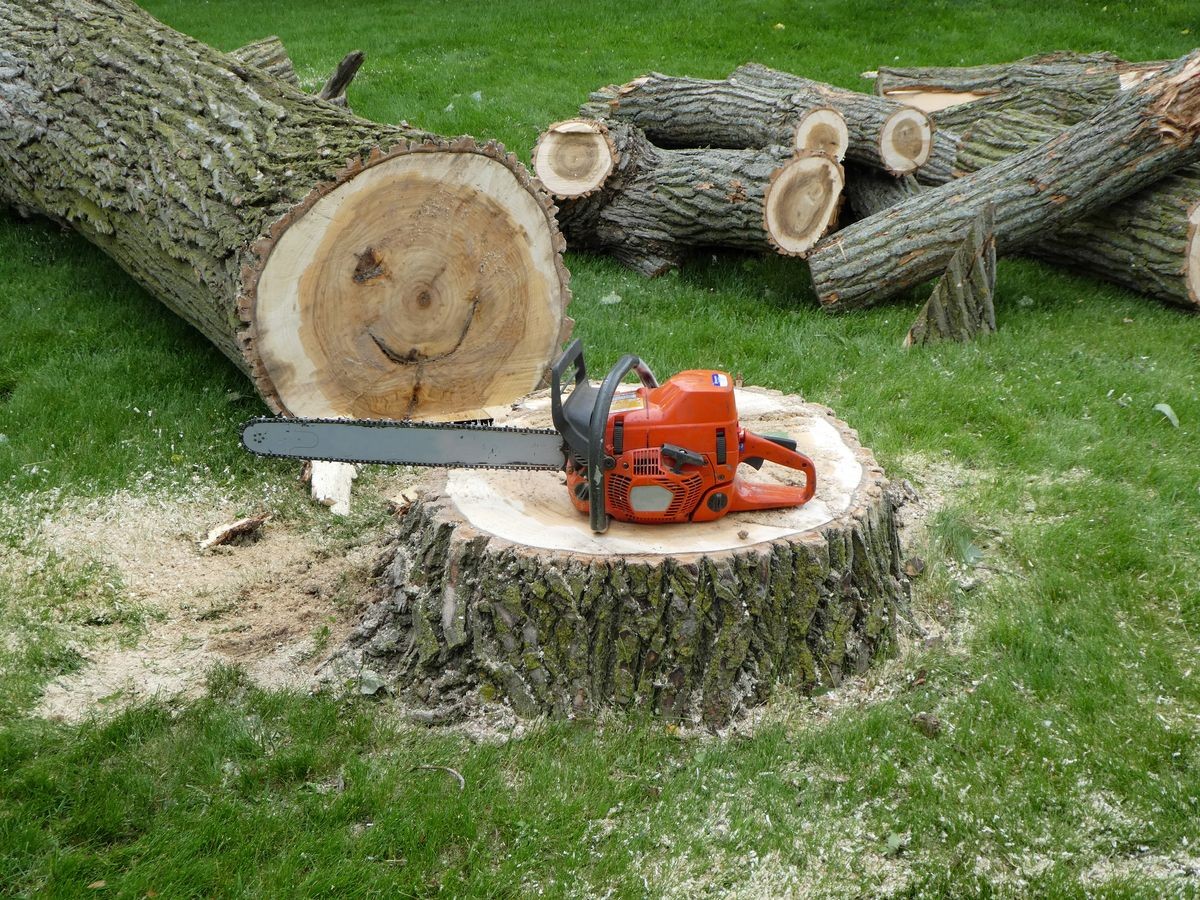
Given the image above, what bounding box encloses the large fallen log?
[582,73,851,162]
[322,388,908,725]
[807,50,1200,312]
[534,120,844,275]
[868,51,1168,111]
[730,64,933,175]
[0,0,571,422]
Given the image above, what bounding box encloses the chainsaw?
[241,340,816,533]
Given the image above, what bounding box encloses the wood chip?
[198,512,270,551]
[412,764,465,791]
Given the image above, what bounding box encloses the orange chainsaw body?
[564,370,816,525]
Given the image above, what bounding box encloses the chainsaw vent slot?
[631,448,662,476]
[606,473,705,523]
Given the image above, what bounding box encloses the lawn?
[1,0,1199,896]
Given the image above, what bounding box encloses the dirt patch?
[26,488,389,722]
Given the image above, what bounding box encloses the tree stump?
[330,388,909,725]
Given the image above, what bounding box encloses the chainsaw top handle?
[550,340,659,533]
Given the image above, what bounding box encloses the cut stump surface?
[332,387,909,725]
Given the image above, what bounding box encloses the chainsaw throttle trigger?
[661,443,705,473]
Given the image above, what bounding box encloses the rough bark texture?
[807,50,1200,311]
[582,72,848,160]
[888,112,1200,311]
[322,389,909,725]
[731,63,933,175]
[552,123,843,275]
[0,0,571,421]
[843,164,922,222]
[870,51,1167,99]
[905,206,997,346]
[228,36,300,86]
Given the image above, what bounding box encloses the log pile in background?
[0,0,572,422]
[552,50,1200,319]
[533,119,844,275]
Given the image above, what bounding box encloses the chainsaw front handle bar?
[550,340,660,533]
[587,353,659,533]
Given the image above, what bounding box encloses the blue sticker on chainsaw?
[712,373,729,387]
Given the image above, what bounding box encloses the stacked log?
[585,66,934,176]
[807,50,1200,311]
[533,120,844,274]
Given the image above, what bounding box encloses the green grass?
[2,0,1200,895]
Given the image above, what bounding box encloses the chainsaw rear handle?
[740,430,817,505]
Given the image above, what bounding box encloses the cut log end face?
[880,107,934,174]
[533,120,617,198]
[764,153,844,256]
[252,147,566,421]
[793,107,850,161]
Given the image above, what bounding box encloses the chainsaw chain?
[242,416,565,471]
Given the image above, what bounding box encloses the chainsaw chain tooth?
[241,417,563,471]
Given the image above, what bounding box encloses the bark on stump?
[905,206,997,347]
[582,73,851,162]
[730,64,934,176]
[0,0,571,422]
[807,50,1200,312]
[535,121,844,275]
[329,388,908,725]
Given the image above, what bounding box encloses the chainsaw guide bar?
[240,417,566,470]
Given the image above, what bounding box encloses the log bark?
[807,50,1200,312]
[582,73,850,162]
[322,388,909,725]
[0,0,571,421]
[905,206,997,346]
[868,51,1167,110]
[878,112,1200,311]
[537,121,844,275]
[730,63,934,176]
[229,36,301,86]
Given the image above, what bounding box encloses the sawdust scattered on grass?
[16,484,394,723]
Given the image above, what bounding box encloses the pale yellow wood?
[533,119,617,198]
[311,461,357,516]
[882,88,989,112]
[793,107,849,161]
[763,153,844,256]
[879,107,934,173]
[254,150,566,421]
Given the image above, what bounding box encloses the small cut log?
[535,121,844,275]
